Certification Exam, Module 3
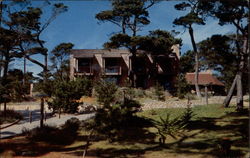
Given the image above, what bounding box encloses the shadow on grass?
[79,108,249,158]
[0,108,248,158]
[66,143,163,158]
[172,108,249,158]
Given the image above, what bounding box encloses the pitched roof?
[185,72,225,86]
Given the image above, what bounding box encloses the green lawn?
[138,104,236,121]
[65,104,249,158]
[1,104,248,158]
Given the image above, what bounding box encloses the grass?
[0,104,249,158]
[63,104,249,157]
[138,104,236,121]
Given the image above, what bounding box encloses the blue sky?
[11,1,235,76]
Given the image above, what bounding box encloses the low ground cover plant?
[23,117,80,145]
[0,109,23,124]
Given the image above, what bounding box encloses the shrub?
[154,83,165,101]
[119,87,146,99]
[25,118,80,145]
[33,80,55,98]
[90,97,149,141]
[48,77,93,113]
[134,88,146,98]
[185,93,198,100]
[176,74,191,99]
[62,117,80,133]
[153,107,194,145]
[94,80,118,107]
[0,109,23,124]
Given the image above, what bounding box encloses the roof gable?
[185,72,224,86]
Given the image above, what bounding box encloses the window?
[105,58,121,73]
[78,58,91,73]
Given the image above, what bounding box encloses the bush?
[94,80,118,107]
[91,99,146,141]
[154,83,165,101]
[0,110,23,124]
[91,80,154,142]
[62,117,80,133]
[25,118,80,145]
[118,87,146,100]
[134,88,146,98]
[185,93,198,100]
[153,107,194,145]
[48,77,93,113]
[176,74,191,99]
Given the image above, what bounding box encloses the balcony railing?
[104,66,121,75]
[75,66,93,75]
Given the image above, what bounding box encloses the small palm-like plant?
[153,106,194,145]
[153,115,185,145]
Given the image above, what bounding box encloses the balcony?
[104,66,121,75]
[75,66,93,76]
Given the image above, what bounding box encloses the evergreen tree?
[50,43,74,81]
[96,0,157,87]
[198,35,238,92]
[201,0,249,108]
[173,0,211,98]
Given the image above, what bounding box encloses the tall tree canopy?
[198,34,238,91]
[202,0,249,108]
[173,0,210,98]
[96,0,157,87]
[50,42,74,81]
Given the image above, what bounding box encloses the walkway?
[0,112,95,139]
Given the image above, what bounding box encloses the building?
[70,45,180,89]
[185,71,225,95]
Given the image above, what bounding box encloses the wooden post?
[29,111,32,123]
[59,107,61,119]
[205,85,208,105]
[3,101,6,115]
[40,98,44,128]
[44,110,46,122]
[30,83,33,97]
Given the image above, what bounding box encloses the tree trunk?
[2,54,9,84]
[0,53,2,77]
[82,130,93,158]
[236,72,243,109]
[188,25,201,98]
[23,55,26,85]
[122,17,126,34]
[0,2,2,77]
[205,85,208,105]
[223,75,237,107]
[130,50,137,88]
[40,98,44,128]
[236,37,247,109]
[4,101,6,113]
[44,53,48,81]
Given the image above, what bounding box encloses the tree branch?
[232,20,246,36]
[26,55,45,69]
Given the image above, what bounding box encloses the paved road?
[0,112,95,139]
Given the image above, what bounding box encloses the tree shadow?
[171,108,249,157]
[0,108,248,158]
[64,108,249,158]
[0,118,83,157]
[16,109,54,124]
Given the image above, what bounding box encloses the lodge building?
[69,45,180,89]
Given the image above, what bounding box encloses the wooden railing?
[104,66,121,75]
